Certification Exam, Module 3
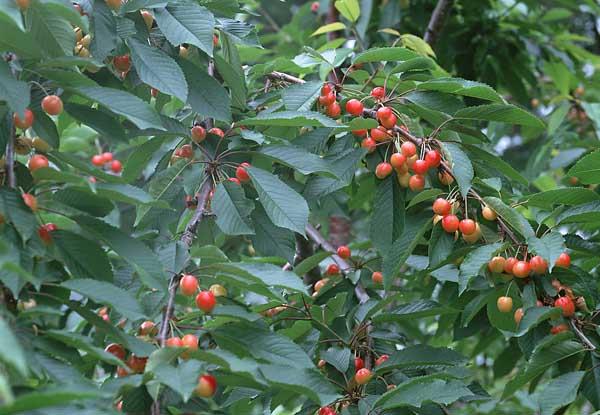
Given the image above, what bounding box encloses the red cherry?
[196,291,216,313]
[236,163,250,183]
[110,160,122,173]
[529,255,548,274]
[390,153,406,169]
[319,407,336,415]
[504,257,518,274]
[102,152,113,163]
[513,260,531,278]
[196,374,217,397]
[41,95,63,116]
[181,334,198,351]
[326,263,340,276]
[458,219,476,235]
[139,321,156,336]
[408,174,425,191]
[432,198,451,216]
[372,271,383,284]
[375,162,393,179]
[228,177,241,185]
[38,223,56,244]
[319,92,336,106]
[352,129,367,137]
[555,252,571,268]
[411,159,429,175]
[92,155,104,166]
[370,127,389,142]
[488,256,506,273]
[127,355,147,373]
[400,141,417,157]
[376,107,393,121]
[28,154,48,172]
[191,125,206,143]
[345,99,364,116]
[22,193,37,211]
[104,343,126,360]
[209,127,225,138]
[321,84,332,96]
[441,214,459,233]
[212,34,218,47]
[371,87,385,100]
[551,324,569,335]
[424,150,441,167]
[166,337,183,348]
[113,55,131,72]
[375,354,389,366]
[354,357,364,370]
[354,368,372,385]
[361,137,376,153]
[337,245,351,259]
[325,102,341,118]
[13,109,34,129]
[554,296,575,317]
[380,113,397,129]
[179,274,198,296]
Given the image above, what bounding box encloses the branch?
[424,0,454,47]
[180,178,214,246]
[570,320,597,350]
[5,122,15,188]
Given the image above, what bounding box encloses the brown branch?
[570,320,596,350]
[5,122,15,188]
[180,178,214,246]
[424,0,454,47]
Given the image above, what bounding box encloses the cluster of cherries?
[91,151,122,174]
[13,94,63,132]
[20,193,57,244]
[179,273,219,313]
[73,25,92,58]
[431,197,493,243]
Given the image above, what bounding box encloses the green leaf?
[214,54,246,110]
[557,201,600,225]
[0,0,24,30]
[352,47,419,64]
[212,182,255,235]
[455,104,545,128]
[294,251,331,277]
[376,345,467,374]
[390,56,435,73]
[370,175,404,255]
[416,78,503,102]
[463,144,528,186]
[75,86,164,130]
[538,371,585,415]
[64,103,127,142]
[62,279,145,321]
[122,137,167,182]
[407,188,442,208]
[212,262,306,294]
[153,2,215,56]
[320,347,351,373]
[0,17,42,59]
[0,60,29,117]
[89,0,116,62]
[53,230,113,281]
[527,232,566,273]
[282,81,322,111]
[27,1,75,58]
[513,306,561,337]
[382,214,431,290]
[567,150,600,184]
[0,318,27,377]
[428,225,454,268]
[335,0,360,22]
[45,330,127,367]
[527,188,600,208]
[0,388,100,415]
[459,242,505,294]
[260,144,338,177]
[31,109,59,149]
[250,205,296,263]
[311,22,346,37]
[0,188,36,240]
[247,166,309,235]
[241,110,341,128]
[180,60,231,122]
[373,300,456,322]
[153,360,202,402]
[128,38,188,102]
[483,196,535,238]
[441,143,473,197]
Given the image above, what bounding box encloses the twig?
[157,274,182,346]
[570,320,597,350]
[5,122,15,188]
[180,178,215,246]
[424,0,454,47]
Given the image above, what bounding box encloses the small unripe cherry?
[390,153,406,169]
[196,291,216,313]
[462,223,481,244]
[191,125,206,143]
[370,127,389,142]
[408,174,425,191]
[459,219,476,235]
[337,245,350,259]
[139,320,156,336]
[432,198,451,216]
[354,368,372,385]
[375,162,393,179]
[512,261,531,279]
[326,263,339,275]
[13,109,34,129]
[554,296,575,317]
[371,86,385,100]
[380,113,397,129]
[22,193,37,211]
[345,99,364,116]
[371,271,383,284]
[314,278,329,292]
[29,154,49,172]
[195,374,217,397]
[110,160,122,173]
[551,323,569,335]
[361,137,376,153]
[375,354,389,366]
[397,172,410,188]
[325,102,341,118]
[438,171,454,185]
[441,215,459,233]
[497,296,513,313]
[400,141,417,157]
[376,107,393,121]
[411,159,429,175]
[179,274,198,296]
[208,127,225,138]
[141,9,153,30]
[319,92,336,106]
[424,150,441,168]
[488,256,506,273]
[92,155,104,166]
[354,357,364,370]
[209,284,227,297]
[41,95,64,116]
[166,337,183,348]
[104,343,126,360]
[503,257,518,274]
[529,255,548,275]
[514,308,524,324]
[482,205,497,221]
[555,252,571,268]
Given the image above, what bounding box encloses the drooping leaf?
[180,60,231,122]
[212,182,255,235]
[241,110,341,128]
[459,242,505,294]
[259,144,338,177]
[568,150,600,185]
[0,318,27,377]
[440,143,473,198]
[526,232,566,273]
[53,230,113,282]
[370,175,404,255]
[483,197,535,238]
[455,104,545,128]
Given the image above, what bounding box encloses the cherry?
[317,359,326,368]
[336,245,351,259]
[459,219,476,235]
[92,155,104,166]
[116,366,129,377]
[209,127,225,138]
[354,368,372,385]
[318,407,336,415]
[101,152,113,163]
[514,308,524,324]
[13,109,34,129]
[408,174,425,191]
[319,93,336,106]
[370,127,389,142]
[354,356,364,370]
[441,214,459,233]
[411,159,429,175]
[314,278,329,292]
[179,274,198,296]
[181,334,198,352]
[400,141,417,157]
[482,205,497,221]
[398,172,410,188]
[22,193,37,211]
[345,99,364,116]
[127,355,147,373]
[104,343,126,360]
[488,256,506,273]
[497,296,513,313]
[375,354,389,366]
[209,284,227,297]
[326,263,340,275]
[512,261,530,278]
[179,144,193,159]
[380,113,397,129]
[424,150,441,167]
[196,291,216,313]
[551,324,569,335]
[371,86,385,100]
[462,223,481,244]
[503,257,518,274]
[228,177,241,185]
[151,87,159,97]
[554,296,575,317]
[166,337,183,348]
[326,102,341,118]
[390,153,406,169]
[141,9,153,30]
[191,125,206,143]
[236,162,251,183]
[555,252,571,268]
[529,255,548,275]
[432,198,451,216]
[376,107,393,121]
[139,320,156,335]
[113,55,131,72]
[438,171,454,185]
[372,271,383,284]
[110,160,122,173]
[15,0,30,9]
[213,34,219,47]
[195,374,217,397]
[361,137,376,153]
[38,223,57,244]
[352,129,367,137]
[321,84,332,96]
[375,162,393,179]
[41,95,63,116]
[28,154,49,174]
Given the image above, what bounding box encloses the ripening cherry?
[314,278,329,293]
[345,99,364,116]
[513,261,531,278]
[497,296,513,313]
[376,107,393,121]
[317,359,326,368]
[554,296,575,317]
[488,256,506,273]
[514,307,524,324]
[318,407,336,415]
[438,171,453,185]
[400,141,417,157]
[179,274,199,296]
[371,86,385,100]
[371,271,383,284]
[29,154,49,172]
[228,177,241,185]
[166,337,184,348]
[326,263,340,275]
[352,129,367,137]
[181,334,198,351]
[432,198,451,216]
[424,150,441,168]
[92,155,104,166]
[326,102,341,118]
[354,357,364,371]
[337,245,351,259]
[15,0,30,9]
[13,109,34,129]
[139,320,156,336]
[482,205,497,221]
[41,95,64,116]
[529,255,548,275]
[321,84,332,95]
[104,343,126,360]
[209,127,225,138]
[354,368,372,385]
[397,172,410,188]
[22,193,37,211]
[113,55,131,72]
[38,223,57,244]
[195,374,217,397]
[196,291,216,313]
[236,162,251,183]
[116,366,129,377]
[551,324,569,335]
[380,113,397,129]
[319,93,336,106]
[375,354,389,366]
[191,125,206,143]
[390,153,406,169]
[102,152,113,163]
[462,223,481,244]
[409,174,425,191]
[555,252,571,268]
[209,284,227,297]
[375,162,393,179]
[459,219,476,235]
[411,159,429,175]
[503,257,518,274]
[110,160,122,173]
[441,214,459,233]
[361,137,376,153]
[370,127,388,142]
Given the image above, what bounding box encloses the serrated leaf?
[180,60,231,122]
[154,2,215,56]
[153,360,202,402]
[459,242,505,294]
[407,188,442,208]
[311,22,346,37]
[0,387,100,415]
[282,81,321,111]
[241,110,341,128]
[483,196,535,238]
[0,188,36,240]
[538,371,585,415]
[0,60,29,117]
[567,150,600,184]
[527,188,600,208]
[27,1,75,58]
[212,262,306,293]
[53,230,113,281]
[513,306,561,337]
[463,144,528,186]
[122,137,168,182]
[0,318,27,377]
[527,232,565,273]
[64,103,127,142]
[428,225,454,268]
[250,205,296,263]
[260,144,338,177]
[455,104,545,128]
[213,182,255,235]
[376,345,467,374]
[557,201,600,225]
[373,300,456,322]
[320,347,351,374]
[352,47,419,64]
[441,143,473,198]
[45,330,126,367]
[335,0,359,22]
[417,78,503,102]
[370,175,404,255]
